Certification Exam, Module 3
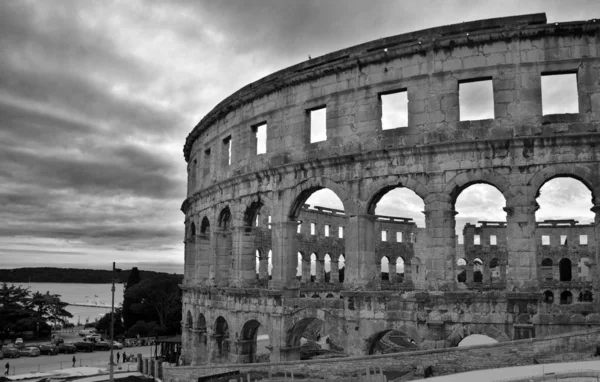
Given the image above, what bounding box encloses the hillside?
[0,267,182,284]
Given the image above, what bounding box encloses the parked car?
[39,344,59,355]
[94,341,111,351]
[85,334,103,342]
[74,341,95,352]
[58,343,77,354]
[14,338,24,348]
[111,341,123,350]
[1,347,20,358]
[18,346,40,357]
[79,329,97,337]
[51,335,64,345]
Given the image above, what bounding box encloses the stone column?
[591,205,600,292]
[466,263,474,287]
[504,195,538,290]
[270,221,299,289]
[482,264,490,285]
[329,259,339,284]
[345,214,377,289]
[211,229,232,287]
[184,238,196,284]
[231,226,257,287]
[315,259,324,283]
[194,328,208,365]
[195,233,211,285]
[423,193,457,289]
[302,258,311,284]
[389,259,397,283]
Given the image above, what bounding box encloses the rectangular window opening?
[309,107,327,143]
[396,232,403,243]
[381,90,408,130]
[381,230,387,242]
[324,225,330,237]
[474,235,481,245]
[268,215,271,230]
[338,226,344,239]
[255,215,260,227]
[411,233,416,243]
[310,223,316,235]
[203,148,211,176]
[490,235,497,246]
[253,123,267,155]
[560,235,568,245]
[297,221,302,234]
[541,72,578,115]
[542,235,550,246]
[459,78,494,121]
[580,235,588,245]
[222,136,232,166]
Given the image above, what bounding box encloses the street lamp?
[109,262,121,381]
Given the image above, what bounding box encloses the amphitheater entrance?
[237,320,270,364]
[286,317,345,360]
[367,329,418,355]
[457,334,498,347]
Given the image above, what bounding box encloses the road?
[4,331,153,376]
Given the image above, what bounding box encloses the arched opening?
[489,258,500,282]
[338,255,345,283]
[367,329,417,355]
[218,207,232,230]
[213,316,230,363]
[285,317,345,360]
[244,200,264,227]
[291,187,345,219]
[189,222,196,239]
[324,254,331,283]
[396,257,405,283]
[240,320,270,364]
[381,256,390,281]
[296,252,303,281]
[457,258,467,283]
[541,258,553,281]
[268,250,272,279]
[560,290,573,305]
[186,311,193,328]
[581,290,594,302]
[473,258,483,283]
[454,183,506,286]
[559,258,572,281]
[200,217,210,234]
[310,253,317,283]
[543,290,554,304]
[458,334,498,347]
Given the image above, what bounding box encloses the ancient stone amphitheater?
[179,13,600,372]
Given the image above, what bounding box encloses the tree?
[0,283,32,339]
[96,308,125,336]
[122,267,142,329]
[125,274,182,333]
[29,291,72,326]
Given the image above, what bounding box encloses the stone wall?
[165,328,600,381]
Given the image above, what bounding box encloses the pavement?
[4,365,141,382]
[413,360,600,381]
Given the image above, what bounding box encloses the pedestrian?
[123,351,127,362]
[72,355,76,367]
[5,362,9,376]
[116,351,120,363]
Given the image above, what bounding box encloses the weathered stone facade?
[180,13,600,368]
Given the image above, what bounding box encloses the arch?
[396,256,405,282]
[186,311,193,328]
[239,319,269,364]
[381,256,390,281]
[310,253,317,282]
[367,329,418,355]
[324,254,332,283]
[296,252,303,280]
[458,334,498,347]
[457,258,467,283]
[218,207,232,229]
[446,324,510,347]
[364,177,430,215]
[543,290,554,304]
[541,258,553,267]
[197,313,206,329]
[200,216,210,234]
[527,164,597,202]
[560,290,573,305]
[443,171,511,205]
[338,254,345,283]
[285,317,324,348]
[288,177,352,219]
[189,222,196,238]
[559,258,572,281]
[213,316,230,362]
[244,199,264,227]
[581,290,594,302]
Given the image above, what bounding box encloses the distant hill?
[0,267,182,284]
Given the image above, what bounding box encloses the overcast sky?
[0,1,597,273]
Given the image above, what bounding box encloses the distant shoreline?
[0,267,182,284]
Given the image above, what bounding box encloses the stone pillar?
[258,252,268,280]
[504,198,538,290]
[196,233,211,285]
[184,238,196,284]
[404,262,412,285]
[330,259,339,284]
[466,263,474,286]
[345,214,377,289]
[231,226,257,287]
[423,193,457,289]
[302,258,311,283]
[389,259,397,283]
[211,229,232,287]
[315,259,324,283]
[191,328,207,365]
[482,264,491,285]
[270,221,299,289]
[591,205,600,292]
